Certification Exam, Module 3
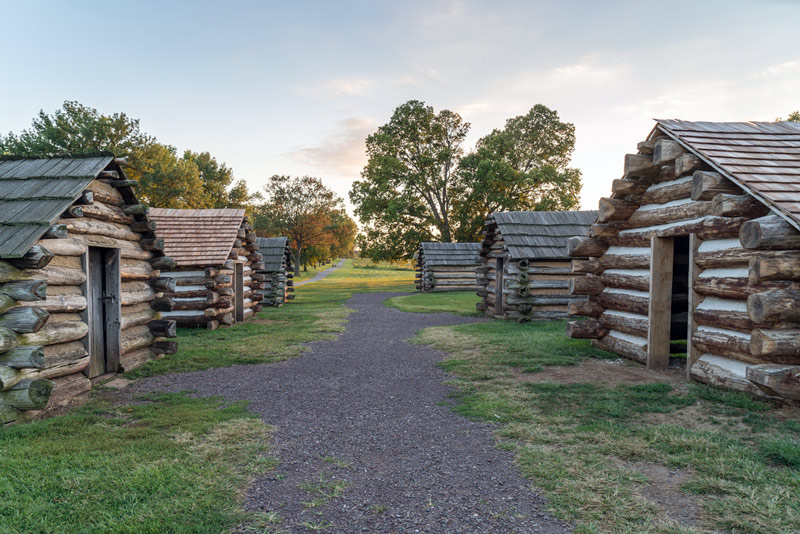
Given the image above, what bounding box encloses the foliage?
[253,175,357,273]
[787,111,800,122]
[350,100,582,259]
[0,392,275,533]
[0,101,255,209]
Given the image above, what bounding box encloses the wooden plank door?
[234,262,244,323]
[648,236,674,369]
[495,257,504,316]
[83,247,121,377]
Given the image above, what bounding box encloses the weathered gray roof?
[656,119,800,230]
[256,236,291,272]
[417,242,481,267]
[0,156,113,258]
[492,210,597,260]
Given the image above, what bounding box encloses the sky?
[1,0,799,217]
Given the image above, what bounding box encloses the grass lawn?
[2,259,414,534]
[384,290,483,316]
[128,259,414,378]
[415,319,800,533]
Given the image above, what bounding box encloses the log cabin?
[415,242,481,293]
[0,155,177,424]
[477,211,597,321]
[255,237,294,306]
[149,208,262,330]
[567,119,800,403]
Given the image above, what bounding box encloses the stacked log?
[159,217,261,329]
[0,161,177,423]
[254,237,295,307]
[566,127,800,402]
[477,211,596,321]
[416,242,481,293]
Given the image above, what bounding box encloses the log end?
[747,293,768,324]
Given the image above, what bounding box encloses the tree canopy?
[0,101,255,210]
[350,100,582,260]
[253,175,356,274]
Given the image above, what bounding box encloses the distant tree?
[350,101,583,259]
[788,111,800,122]
[254,175,347,275]
[350,100,469,259]
[452,105,581,241]
[0,101,250,209]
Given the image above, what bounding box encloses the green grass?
[415,319,800,533]
[384,291,482,316]
[0,392,275,534]
[128,259,414,378]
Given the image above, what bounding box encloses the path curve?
[293,259,345,287]
[133,292,569,533]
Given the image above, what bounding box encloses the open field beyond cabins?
[1,266,799,534]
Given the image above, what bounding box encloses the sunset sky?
[2,0,798,214]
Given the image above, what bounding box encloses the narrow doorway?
[495,257,504,315]
[648,235,690,369]
[85,247,121,377]
[234,262,244,323]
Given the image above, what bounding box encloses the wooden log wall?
[567,132,800,402]
[416,264,479,293]
[1,174,177,424]
[160,218,262,329]
[476,228,587,321]
[255,242,294,307]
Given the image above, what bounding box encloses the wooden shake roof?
[0,156,114,258]
[491,211,598,260]
[656,119,800,229]
[149,208,245,267]
[256,236,292,272]
[417,242,481,267]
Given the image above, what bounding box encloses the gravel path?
[132,292,570,533]
[293,259,345,287]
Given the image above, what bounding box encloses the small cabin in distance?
[477,211,597,321]
[0,155,177,424]
[149,208,263,330]
[255,237,294,306]
[415,242,481,293]
[567,119,800,403]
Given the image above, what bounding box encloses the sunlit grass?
[384,291,482,316]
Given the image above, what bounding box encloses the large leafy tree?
[350,100,469,259]
[0,101,252,209]
[254,175,351,274]
[452,105,581,241]
[350,101,583,259]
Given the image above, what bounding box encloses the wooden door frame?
[82,247,121,377]
[234,262,244,323]
[648,236,674,369]
[495,256,504,316]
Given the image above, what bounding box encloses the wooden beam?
[648,236,673,370]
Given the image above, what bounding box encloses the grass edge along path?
[128,259,415,378]
[0,391,276,534]
[409,300,800,533]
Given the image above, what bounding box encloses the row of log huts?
[0,155,294,424]
[417,120,799,404]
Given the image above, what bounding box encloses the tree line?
[0,101,356,274]
[349,100,583,260]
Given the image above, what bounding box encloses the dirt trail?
[132,292,570,533]
[293,259,345,287]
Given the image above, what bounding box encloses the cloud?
[295,78,373,99]
[420,0,465,25]
[748,60,798,79]
[286,117,375,180]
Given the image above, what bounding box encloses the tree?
[350,101,583,259]
[254,175,348,275]
[451,105,581,241]
[788,111,800,122]
[0,101,251,209]
[350,100,469,258]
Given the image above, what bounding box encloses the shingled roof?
[149,208,245,267]
[492,211,598,260]
[256,236,292,272]
[417,242,481,266]
[0,156,114,258]
[656,120,800,230]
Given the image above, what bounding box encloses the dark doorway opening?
[234,262,244,323]
[669,235,690,361]
[495,257,504,315]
